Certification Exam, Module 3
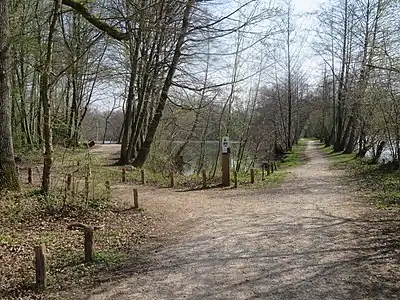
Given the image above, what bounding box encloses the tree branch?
[61,0,130,41]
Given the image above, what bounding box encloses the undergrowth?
[321,145,400,208]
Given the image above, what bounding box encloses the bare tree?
[0,0,20,191]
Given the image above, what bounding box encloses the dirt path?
[87,141,400,299]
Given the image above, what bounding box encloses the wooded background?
[1,0,399,192]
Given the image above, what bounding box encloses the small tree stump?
[122,168,126,183]
[28,167,32,184]
[202,169,207,188]
[133,188,139,209]
[234,170,238,188]
[169,172,174,188]
[250,168,255,184]
[34,245,46,289]
[140,169,145,184]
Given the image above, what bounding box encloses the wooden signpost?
[222,136,230,187]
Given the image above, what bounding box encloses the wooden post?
[140,169,145,184]
[274,161,277,171]
[261,166,265,181]
[84,227,94,262]
[250,168,255,184]
[105,180,111,199]
[84,175,89,201]
[202,169,207,188]
[66,174,72,190]
[34,245,46,289]
[222,153,230,187]
[270,162,274,174]
[267,163,271,176]
[133,188,139,209]
[72,175,76,201]
[68,223,103,263]
[122,168,126,183]
[169,172,174,188]
[233,170,238,188]
[28,167,32,184]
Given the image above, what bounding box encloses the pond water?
[172,140,250,176]
[365,142,398,163]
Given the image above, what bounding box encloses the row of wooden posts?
[33,161,278,289]
[121,162,278,189]
[34,179,141,290]
[24,160,278,189]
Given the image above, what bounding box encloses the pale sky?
[294,0,322,13]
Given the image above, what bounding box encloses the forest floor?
[58,140,400,299]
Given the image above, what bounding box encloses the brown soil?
[61,141,400,299]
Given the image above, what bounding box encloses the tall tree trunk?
[119,41,139,165]
[41,0,61,194]
[286,3,292,151]
[333,0,348,152]
[0,0,20,191]
[343,118,357,153]
[132,0,195,168]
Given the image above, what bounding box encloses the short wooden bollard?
[250,168,255,184]
[84,175,90,200]
[66,174,72,190]
[270,163,274,174]
[34,244,46,289]
[267,163,271,176]
[105,180,111,199]
[261,167,265,181]
[28,167,32,184]
[133,188,139,209]
[122,168,126,183]
[67,223,104,263]
[84,227,94,262]
[274,161,277,171]
[169,172,174,188]
[233,170,238,188]
[140,169,145,184]
[202,169,207,188]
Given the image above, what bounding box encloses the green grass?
[281,138,309,168]
[320,146,357,165]
[231,139,309,189]
[322,145,400,208]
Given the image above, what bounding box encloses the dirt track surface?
[87,141,400,299]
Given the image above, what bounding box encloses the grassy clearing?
[321,145,400,208]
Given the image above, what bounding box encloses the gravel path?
[88,141,400,300]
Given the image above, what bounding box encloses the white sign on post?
[222,136,230,154]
